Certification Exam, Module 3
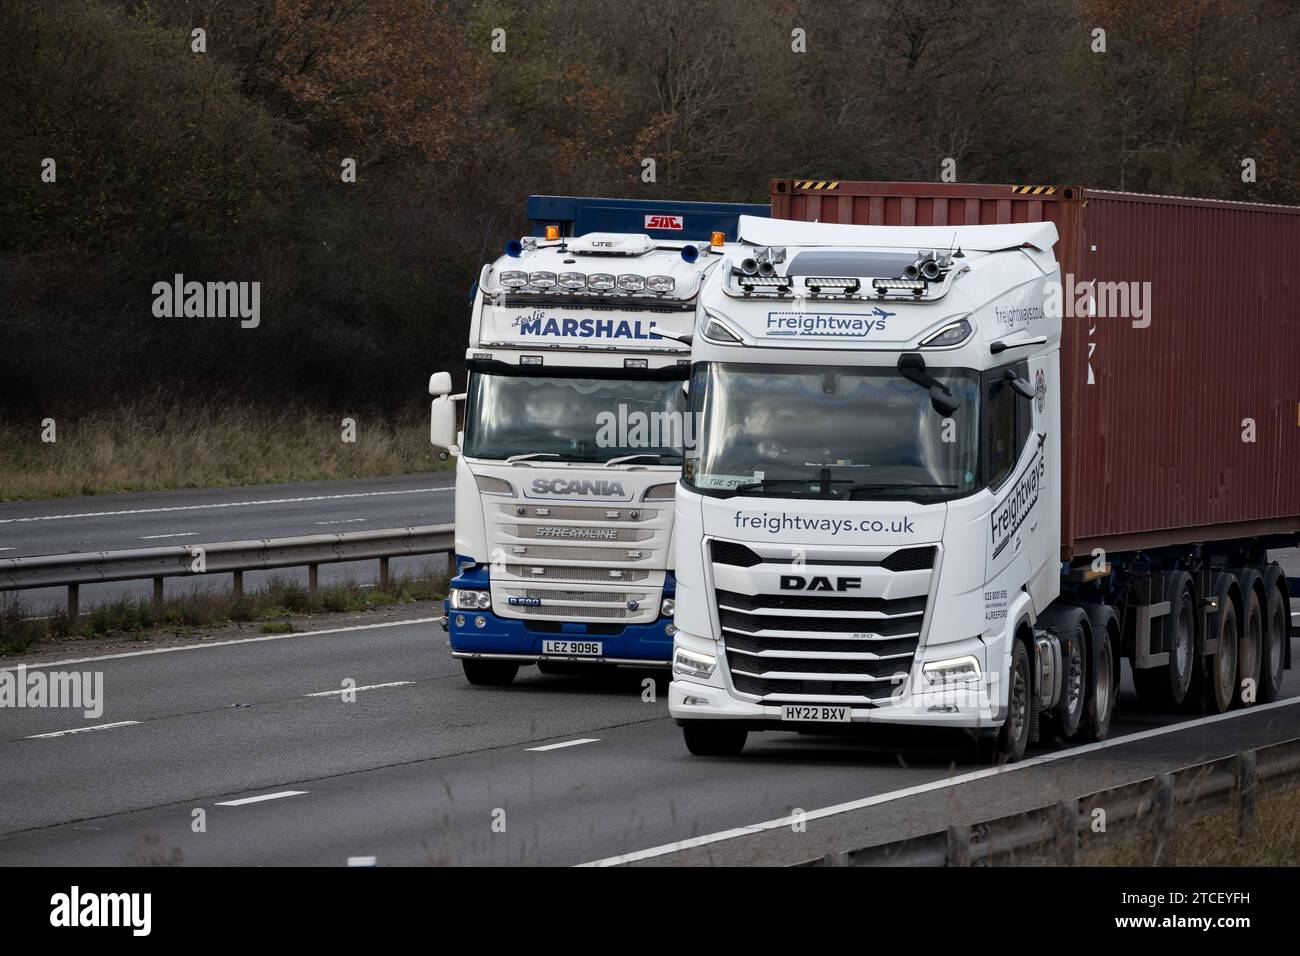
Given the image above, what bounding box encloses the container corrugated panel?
[771,180,1300,557]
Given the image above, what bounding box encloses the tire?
[1081,623,1118,742]
[461,659,519,686]
[1046,622,1086,743]
[1259,583,1287,703]
[1133,576,1196,710]
[681,722,747,757]
[989,639,1032,763]
[1206,587,1238,714]
[1234,587,1263,708]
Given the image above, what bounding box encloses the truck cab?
[432,197,765,687]
[669,215,1067,754]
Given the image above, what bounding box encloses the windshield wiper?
[847,481,958,497]
[603,453,682,467]
[504,452,562,464]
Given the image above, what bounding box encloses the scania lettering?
[669,189,1298,759]
[432,196,763,686]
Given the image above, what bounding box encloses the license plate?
[781,704,850,722]
[542,640,603,657]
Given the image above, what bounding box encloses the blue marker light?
[681,244,699,263]
[504,239,523,258]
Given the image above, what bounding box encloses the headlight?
[646,275,675,293]
[661,597,676,617]
[499,270,527,289]
[587,273,615,291]
[528,271,557,289]
[558,272,586,290]
[451,589,491,611]
[922,655,982,686]
[673,647,716,679]
[617,274,645,292]
[920,317,973,348]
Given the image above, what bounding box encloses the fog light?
[665,623,677,636]
[474,615,487,629]
[673,647,716,679]
[454,614,465,627]
[661,597,675,617]
[683,695,709,706]
[922,655,981,686]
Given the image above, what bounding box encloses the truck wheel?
[1234,587,1263,708]
[1207,590,1238,714]
[1133,576,1196,710]
[1081,624,1117,742]
[1046,622,1086,743]
[462,659,519,686]
[681,722,747,756]
[990,639,1032,763]
[1259,583,1287,703]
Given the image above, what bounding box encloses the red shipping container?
[770,180,1300,559]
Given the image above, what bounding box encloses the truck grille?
[710,538,934,705]
[504,564,650,583]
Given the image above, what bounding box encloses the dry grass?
[0,572,448,655]
[0,401,447,500]
[1081,786,1300,866]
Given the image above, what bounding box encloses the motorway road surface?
[1,616,1297,867]
[0,474,454,614]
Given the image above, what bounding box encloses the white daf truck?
[431,226,730,686]
[668,212,1295,761]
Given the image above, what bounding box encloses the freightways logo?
[50,886,151,936]
[990,438,1047,560]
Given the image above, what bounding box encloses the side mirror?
[1005,369,1035,399]
[929,385,961,417]
[429,371,453,397]
[431,395,459,458]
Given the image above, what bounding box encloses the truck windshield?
[463,372,687,464]
[683,362,981,499]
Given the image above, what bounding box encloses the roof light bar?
[805,277,861,293]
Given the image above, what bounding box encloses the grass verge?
[0,572,447,655]
[0,400,447,500]
[1082,786,1300,866]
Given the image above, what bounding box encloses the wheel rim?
[1267,605,1285,679]
[1217,614,1238,703]
[1009,656,1029,743]
[1095,639,1113,725]
[1066,635,1084,719]
[1173,599,1193,692]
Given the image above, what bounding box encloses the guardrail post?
[1055,799,1079,865]
[308,564,319,598]
[152,577,164,613]
[1151,773,1177,863]
[67,583,79,621]
[379,557,390,592]
[946,825,971,867]
[232,570,244,601]
[1235,750,1259,841]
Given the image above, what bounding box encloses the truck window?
[985,360,1031,490]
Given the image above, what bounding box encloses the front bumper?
[444,604,674,667]
[667,630,1003,729]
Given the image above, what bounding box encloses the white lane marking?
[0,617,443,671]
[348,856,377,867]
[315,518,367,525]
[0,547,16,552]
[304,681,413,697]
[26,720,140,739]
[216,790,307,807]
[527,738,600,752]
[0,486,452,524]
[140,532,199,540]
[580,695,1300,867]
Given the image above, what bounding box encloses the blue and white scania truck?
[432,197,766,685]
